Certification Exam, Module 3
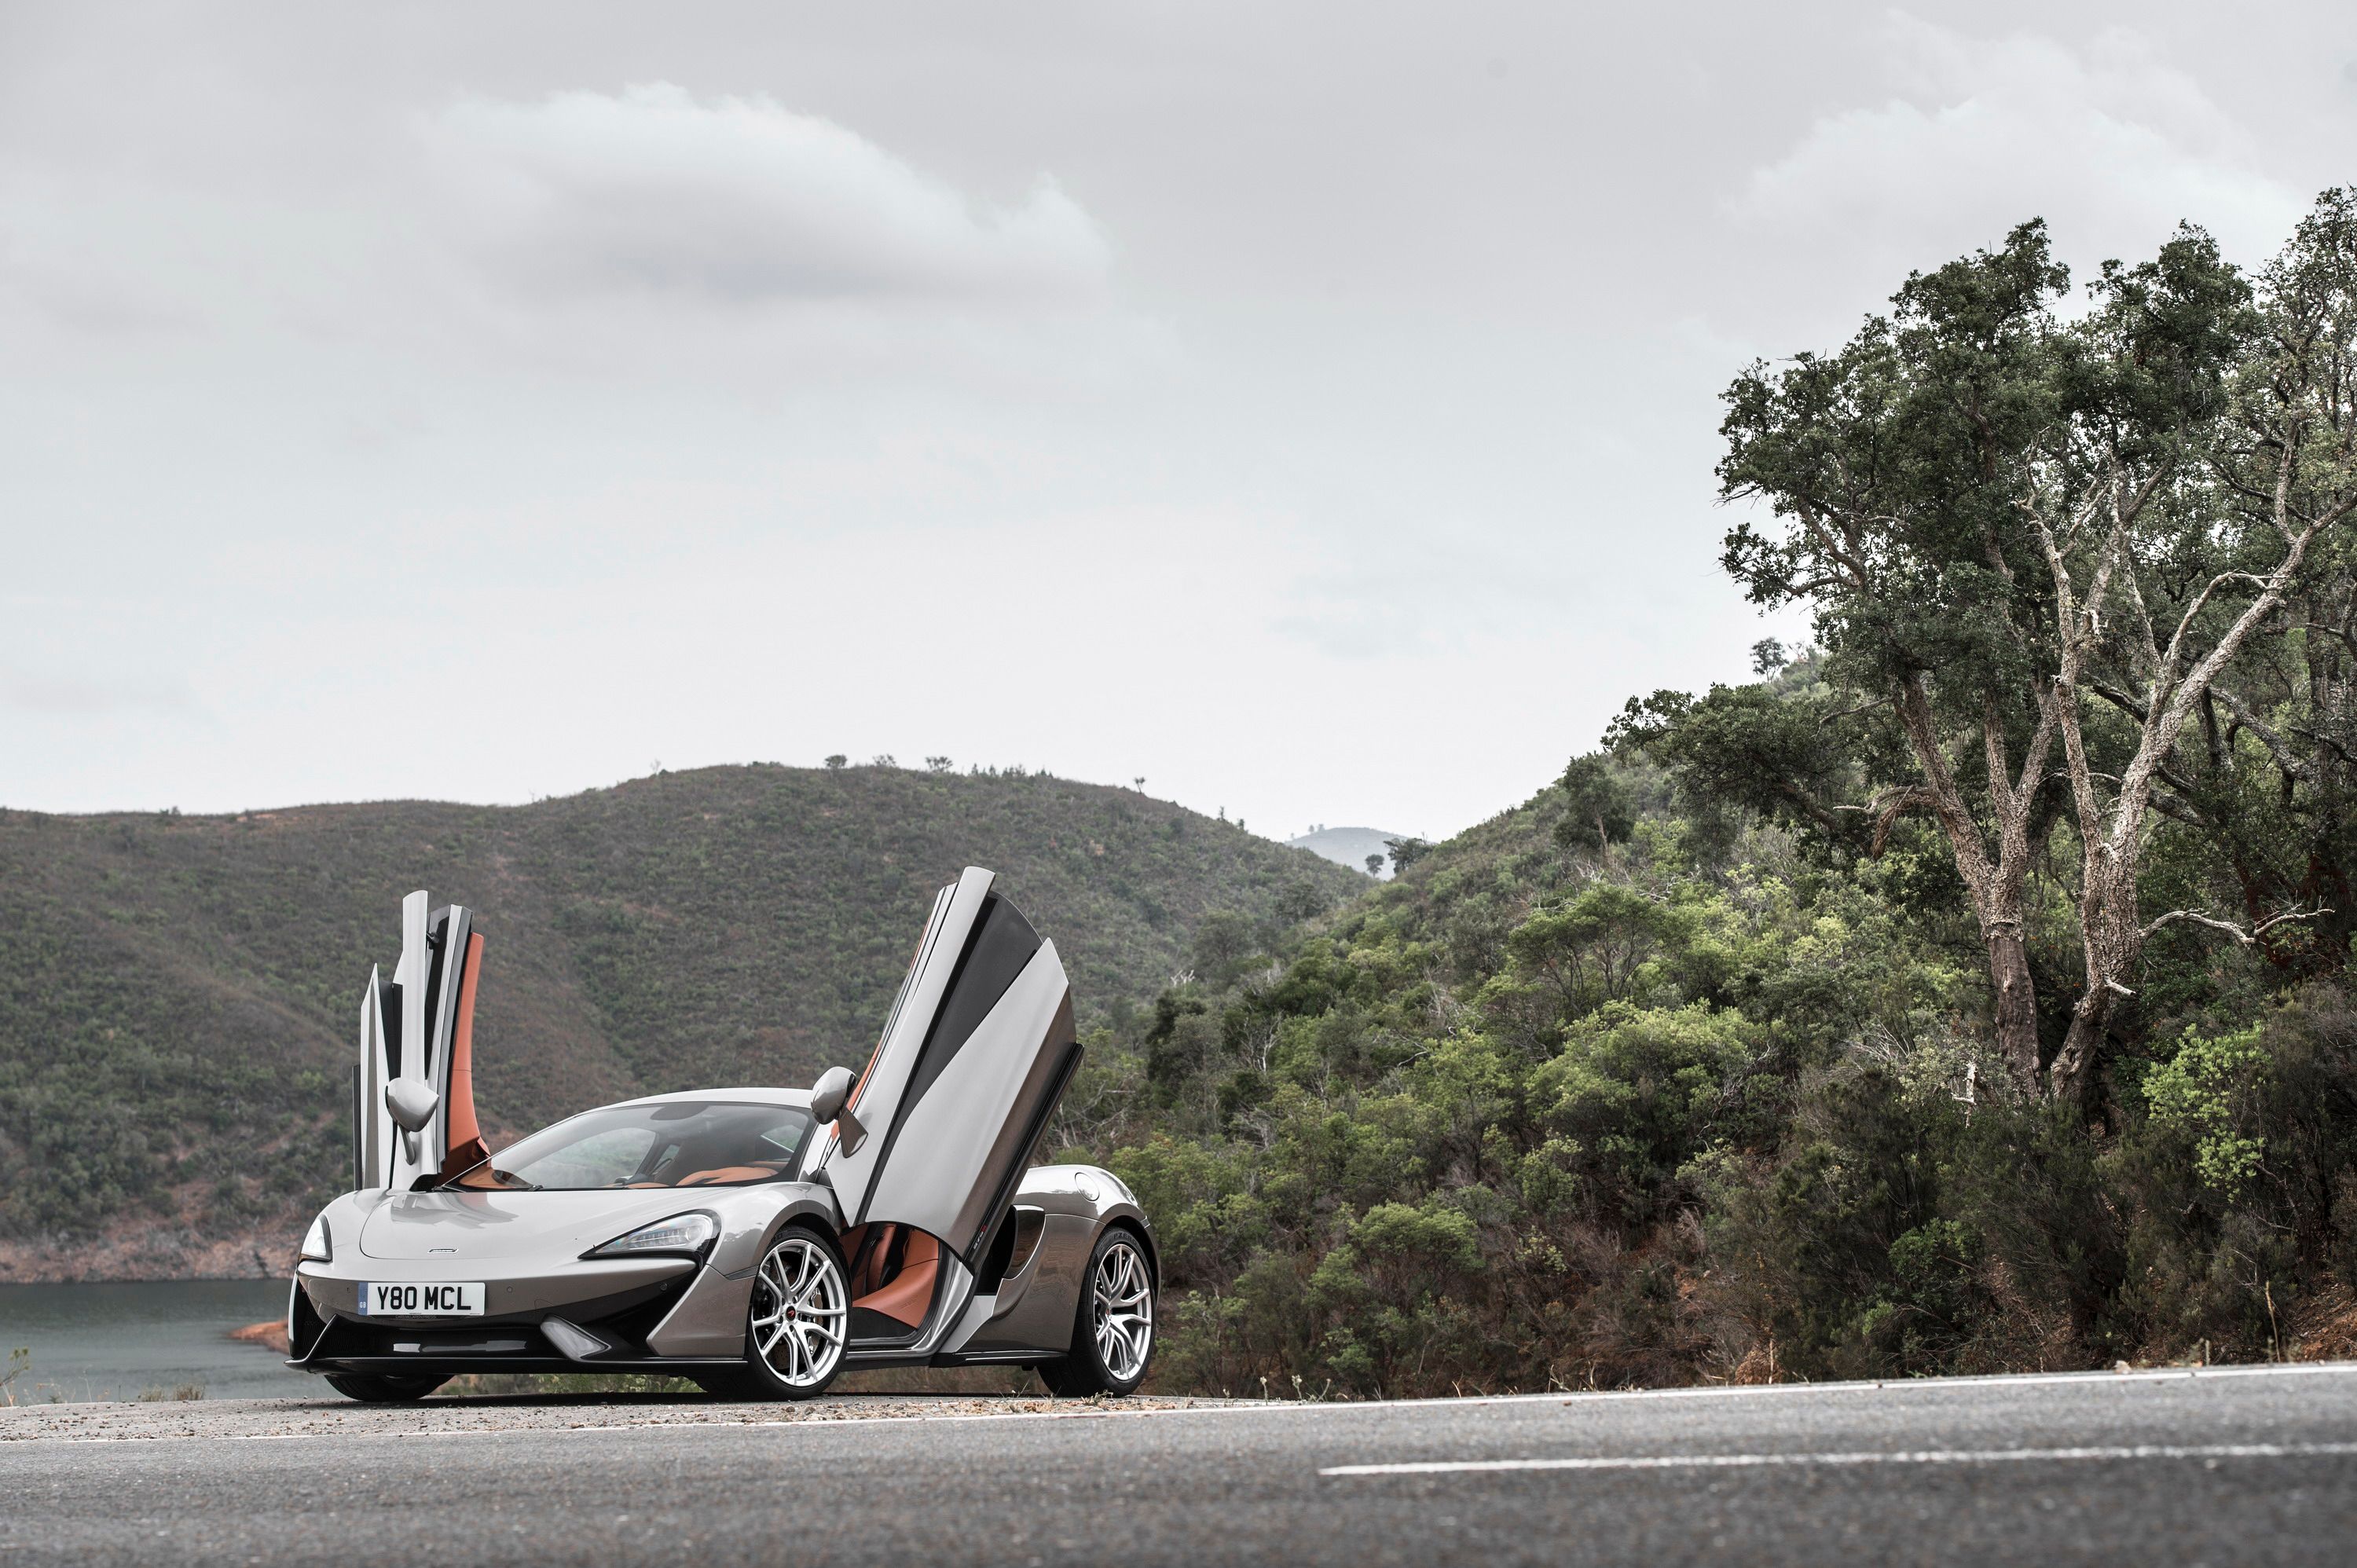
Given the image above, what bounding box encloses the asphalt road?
[6,1365,2357,1565]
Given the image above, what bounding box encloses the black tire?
[1039,1227,1155,1398]
[324,1373,445,1403]
[713,1223,851,1401]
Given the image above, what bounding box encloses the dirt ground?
[0,1388,1234,1445]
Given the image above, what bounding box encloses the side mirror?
[810,1066,853,1125]
[809,1065,867,1156]
[385,1079,439,1135]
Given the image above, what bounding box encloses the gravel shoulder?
[0,1388,1231,1442]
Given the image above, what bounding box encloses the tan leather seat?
[857,1230,938,1328]
[841,1223,940,1328]
[676,1165,779,1186]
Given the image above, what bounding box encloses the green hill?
[0,763,1360,1278]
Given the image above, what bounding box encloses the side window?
[758,1116,805,1163]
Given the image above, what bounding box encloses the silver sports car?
[287,866,1157,1403]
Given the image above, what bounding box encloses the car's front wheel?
[323,1373,445,1404]
[702,1225,850,1401]
[1039,1228,1154,1397]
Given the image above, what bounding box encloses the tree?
[1710,200,2357,1104]
[1385,837,1431,875]
[1556,753,1636,853]
[2035,199,2357,1099]
[1716,222,2075,1090]
[1275,881,1334,923]
[1611,680,1879,850]
[1365,854,1385,877]
[823,754,847,771]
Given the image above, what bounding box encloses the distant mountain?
[1286,826,1409,880]
[0,764,1359,1280]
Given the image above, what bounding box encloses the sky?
[3,2,2353,841]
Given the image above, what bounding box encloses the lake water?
[0,1279,317,1403]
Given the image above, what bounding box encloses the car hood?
[357,1189,716,1262]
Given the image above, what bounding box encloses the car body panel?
[290,871,1155,1388]
[643,1265,756,1357]
[816,874,970,1226]
[361,894,488,1192]
[357,966,388,1192]
[388,890,431,1188]
[357,1188,728,1262]
[815,866,1081,1263]
[845,940,1080,1261]
[949,1211,1091,1356]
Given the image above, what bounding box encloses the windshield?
[451,1101,814,1192]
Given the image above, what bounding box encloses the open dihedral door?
[353,890,489,1192]
[820,867,1081,1267]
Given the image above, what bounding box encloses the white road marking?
[1320,1442,2357,1477]
[1543,1359,2357,1406]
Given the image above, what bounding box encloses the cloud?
[1732,17,2305,281]
[423,82,1112,308]
[0,226,190,335]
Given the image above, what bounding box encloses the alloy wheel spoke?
[756,1238,852,1384]
[1091,1247,1150,1377]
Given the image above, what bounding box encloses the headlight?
[587,1212,718,1259]
[300,1214,332,1264]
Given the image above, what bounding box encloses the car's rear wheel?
[702,1225,849,1401]
[323,1373,445,1403]
[1039,1228,1154,1397]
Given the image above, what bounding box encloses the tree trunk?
[2049,998,2106,1112]
[1985,922,2043,1092]
[1891,676,2052,1097]
[2051,851,2135,1112]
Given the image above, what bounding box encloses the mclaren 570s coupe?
[286,866,1157,1403]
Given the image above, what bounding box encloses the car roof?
[610,1086,815,1110]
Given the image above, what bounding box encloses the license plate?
[359,1281,484,1317]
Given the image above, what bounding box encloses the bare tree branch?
[2210,684,2312,782]
[2141,902,2333,944]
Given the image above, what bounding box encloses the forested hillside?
[1074,733,2357,1392]
[0,764,1357,1277]
[1053,190,2357,1392]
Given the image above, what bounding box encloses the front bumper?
[290,1256,742,1379]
